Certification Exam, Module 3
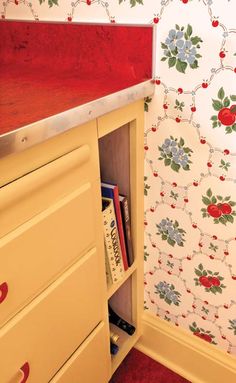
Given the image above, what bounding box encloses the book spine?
[102,198,124,283]
[120,196,134,267]
[112,187,129,271]
[104,245,113,287]
[101,184,129,271]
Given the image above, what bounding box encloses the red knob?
[20,362,30,383]
[0,282,8,303]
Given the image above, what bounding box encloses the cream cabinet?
[0,100,144,382]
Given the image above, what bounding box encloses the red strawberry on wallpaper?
[190,322,217,344]
[194,264,226,294]
[211,88,236,134]
[201,188,236,225]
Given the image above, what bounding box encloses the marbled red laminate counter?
[0,21,153,136]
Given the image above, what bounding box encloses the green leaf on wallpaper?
[230,95,236,101]
[179,137,184,147]
[161,57,167,61]
[190,60,198,69]
[211,196,217,204]
[226,215,234,223]
[187,24,193,37]
[219,216,227,225]
[164,158,171,166]
[195,269,202,277]
[218,87,225,100]
[176,59,187,73]
[161,43,168,49]
[224,97,230,107]
[195,54,202,58]
[167,238,175,247]
[232,124,236,132]
[168,57,176,68]
[175,24,180,30]
[39,0,58,6]
[226,126,232,134]
[212,99,223,111]
[190,36,202,45]
[211,115,217,121]
[171,162,180,172]
[206,188,212,198]
[119,0,144,7]
[202,196,211,206]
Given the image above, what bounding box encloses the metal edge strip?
[0,80,155,159]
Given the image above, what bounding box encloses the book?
[102,197,125,284]
[101,182,129,271]
[119,195,134,267]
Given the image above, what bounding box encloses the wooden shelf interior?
[98,123,130,200]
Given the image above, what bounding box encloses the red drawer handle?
[19,362,30,383]
[0,282,8,304]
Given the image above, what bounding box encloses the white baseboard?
[135,312,236,383]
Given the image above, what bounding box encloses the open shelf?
[110,322,141,374]
[97,100,144,381]
[107,261,137,299]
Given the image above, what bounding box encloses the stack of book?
[101,182,134,286]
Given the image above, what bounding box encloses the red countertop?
[0,21,153,135]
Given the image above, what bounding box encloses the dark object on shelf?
[110,341,119,355]
[109,305,135,336]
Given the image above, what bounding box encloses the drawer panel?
[0,120,99,189]
[0,180,103,327]
[50,322,110,383]
[0,127,100,239]
[0,248,104,383]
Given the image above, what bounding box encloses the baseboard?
[135,312,236,383]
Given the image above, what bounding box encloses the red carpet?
[110,349,191,383]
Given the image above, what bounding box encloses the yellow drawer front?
[0,120,99,189]
[0,248,104,383]
[0,136,100,239]
[50,322,110,383]
[0,181,102,327]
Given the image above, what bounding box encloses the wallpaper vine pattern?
[2,0,236,357]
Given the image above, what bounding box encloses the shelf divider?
[107,261,137,300]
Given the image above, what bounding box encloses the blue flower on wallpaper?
[161,24,203,73]
[177,40,197,65]
[155,281,181,306]
[156,218,186,247]
[158,136,193,172]
[165,29,184,51]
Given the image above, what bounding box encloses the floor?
[110,348,191,383]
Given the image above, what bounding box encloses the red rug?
[110,349,190,383]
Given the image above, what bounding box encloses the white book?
[102,197,125,284]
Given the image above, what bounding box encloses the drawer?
[0,248,105,383]
[50,322,110,383]
[0,128,100,239]
[0,120,99,188]
[0,180,103,327]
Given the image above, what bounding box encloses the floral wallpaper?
[2,0,236,357]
